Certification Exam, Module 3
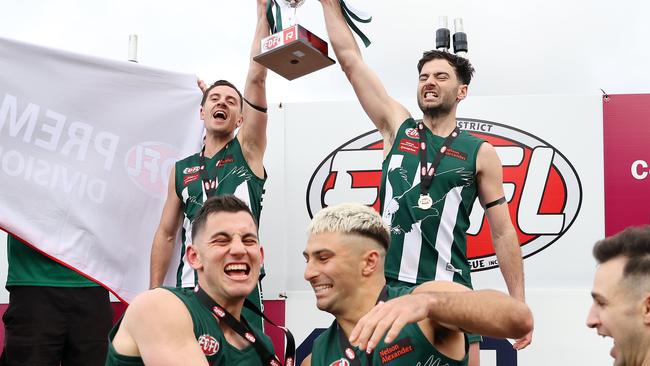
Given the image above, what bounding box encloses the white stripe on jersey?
[434,186,464,281]
[180,215,195,288]
[398,221,422,283]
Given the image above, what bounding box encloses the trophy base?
[255,25,336,81]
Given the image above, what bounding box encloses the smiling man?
[318,2,529,363]
[587,226,650,366]
[107,195,275,365]
[149,0,270,331]
[301,203,532,366]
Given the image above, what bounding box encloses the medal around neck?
[255,0,335,80]
[418,194,433,210]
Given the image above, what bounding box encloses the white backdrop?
[0,89,613,365]
[258,95,608,365]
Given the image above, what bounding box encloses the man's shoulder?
[125,288,191,325]
[312,321,338,349]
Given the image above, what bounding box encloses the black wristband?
[244,98,268,113]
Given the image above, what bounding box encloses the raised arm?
[349,281,532,353]
[319,0,409,147]
[149,168,183,288]
[238,0,270,179]
[111,289,209,365]
[476,142,530,348]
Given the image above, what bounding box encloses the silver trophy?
[255,0,335,80]
[283,0,306,26]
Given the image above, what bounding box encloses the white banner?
[0,36,204,301]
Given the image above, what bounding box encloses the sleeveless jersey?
[105,287,274,366]
[380,118,484,287]
[174,136,266,288]
[310,285,468,366]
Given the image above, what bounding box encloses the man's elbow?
[510,303,534,339]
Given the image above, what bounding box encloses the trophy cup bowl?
[283,0,306,8]
[254,0,335,80]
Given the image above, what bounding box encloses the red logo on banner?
[306,118,583,271]
[125,141,181,198]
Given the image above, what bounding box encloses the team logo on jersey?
[405,128,420,139]
[306,118,583,271]
[344,347,356,360]
[197,334,220,356]
[124,141,182,198]
[183,166,201,174]
[329,359,350,366]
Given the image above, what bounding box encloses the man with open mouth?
[149,0,271,332]
[107,195,277,365]
[317,2,530,364]
[301,202,533,366]
[587,225,650,366]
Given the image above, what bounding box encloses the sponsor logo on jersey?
[211,306,226,318]
[245,332,256,343]
[217,155,234,167]
[124,141,182,198]
[306,118,583,272]
[444,147,467,161]
[398,139,419,155]
[344,347,356,360]
[378,337,415,364]
[183,173,200,186]
[197,334,220,356]
[329,359,350,366]
[405,128,420,139]
[183,166,201,174]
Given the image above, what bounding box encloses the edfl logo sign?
[306,118,582,271]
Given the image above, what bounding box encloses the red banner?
[603,94,650,236]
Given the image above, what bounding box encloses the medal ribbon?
[194,286,296,366]
[418,121,461,198]
[335,286,389,366]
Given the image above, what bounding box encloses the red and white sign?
[603,94,650,236]
[306,119,583,271]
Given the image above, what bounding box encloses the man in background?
[587,225,650,366]
[1,234,112,366]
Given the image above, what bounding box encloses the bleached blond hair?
[308,202,390,251]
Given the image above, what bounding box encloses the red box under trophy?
[254,24,335,81]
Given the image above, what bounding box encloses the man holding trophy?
[149,0,271,333]
[317,1,532,365]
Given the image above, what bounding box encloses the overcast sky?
[2,0,649,104]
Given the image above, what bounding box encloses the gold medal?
[418,194,433,210]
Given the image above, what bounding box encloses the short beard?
[418,99,453,120]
